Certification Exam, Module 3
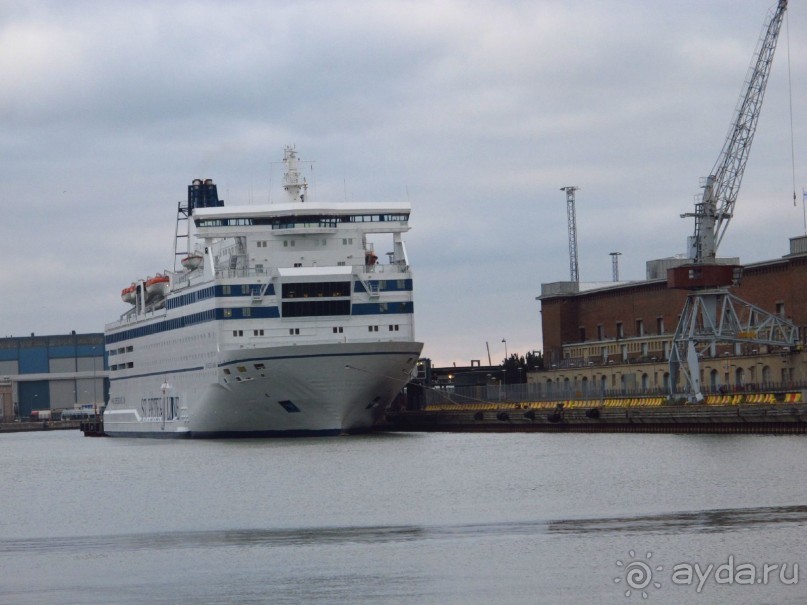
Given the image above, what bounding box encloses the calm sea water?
[0,430,806,604]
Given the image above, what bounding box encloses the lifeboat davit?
[145,274,170,302]
[121,284,136,305]
[181,254,203,271]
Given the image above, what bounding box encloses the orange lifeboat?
[145,274,170,302]
[121,283,136,305]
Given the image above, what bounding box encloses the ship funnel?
[188,178,223,212]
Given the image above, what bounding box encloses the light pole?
[92,346,98,411]
[502,338,508,360]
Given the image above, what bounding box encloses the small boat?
[121,284,136,305]
[181,254,203,271]
[145,274,170,302]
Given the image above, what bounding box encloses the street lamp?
[91,346,98,411]
[502,338,508,359]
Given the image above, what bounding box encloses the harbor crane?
[668,0,798,401]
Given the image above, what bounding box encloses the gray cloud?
[1,0,805,365]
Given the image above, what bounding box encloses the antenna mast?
[610,252,621,282]
[561,186,580,283]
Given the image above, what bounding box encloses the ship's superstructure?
[104,147,422,437]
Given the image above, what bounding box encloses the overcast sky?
[2,0,806,367]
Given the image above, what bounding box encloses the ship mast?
[283,145,307,203]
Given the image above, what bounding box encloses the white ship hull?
[106,148,422,438]
[104,341,422,438]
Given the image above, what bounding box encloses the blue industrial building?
[0,332,108,419]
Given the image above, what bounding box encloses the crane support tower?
[668,0,797,402]
[561,186,580,283]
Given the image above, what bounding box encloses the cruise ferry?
[103,147,423,437]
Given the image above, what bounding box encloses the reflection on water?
[547,504,807,536]
[4,504,806,557]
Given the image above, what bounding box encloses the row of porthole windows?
[231,325,400,337]
[232,329,265,337]
[110,362,135,371]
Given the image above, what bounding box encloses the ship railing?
[360,262,410,274]
[214,262,410,280]
[116,305,166,325]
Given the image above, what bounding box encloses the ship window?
[223,369,231,375]
[242,307,251,317]
[283,281,350,299]
[283,300,350,317]
[254,363,266,370]
[222,285,231,295]
[253,329,264,336]
[223,309,232,318]
[333,326,343,333]
[289,328,300,335]
[241,285,250,294]
[368,325,379,332]
[237,366,247,373]
[294,263,302,267]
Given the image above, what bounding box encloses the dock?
[0,420,81,434]
[385,392,807,434]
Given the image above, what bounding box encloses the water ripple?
[2,504,804,556]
